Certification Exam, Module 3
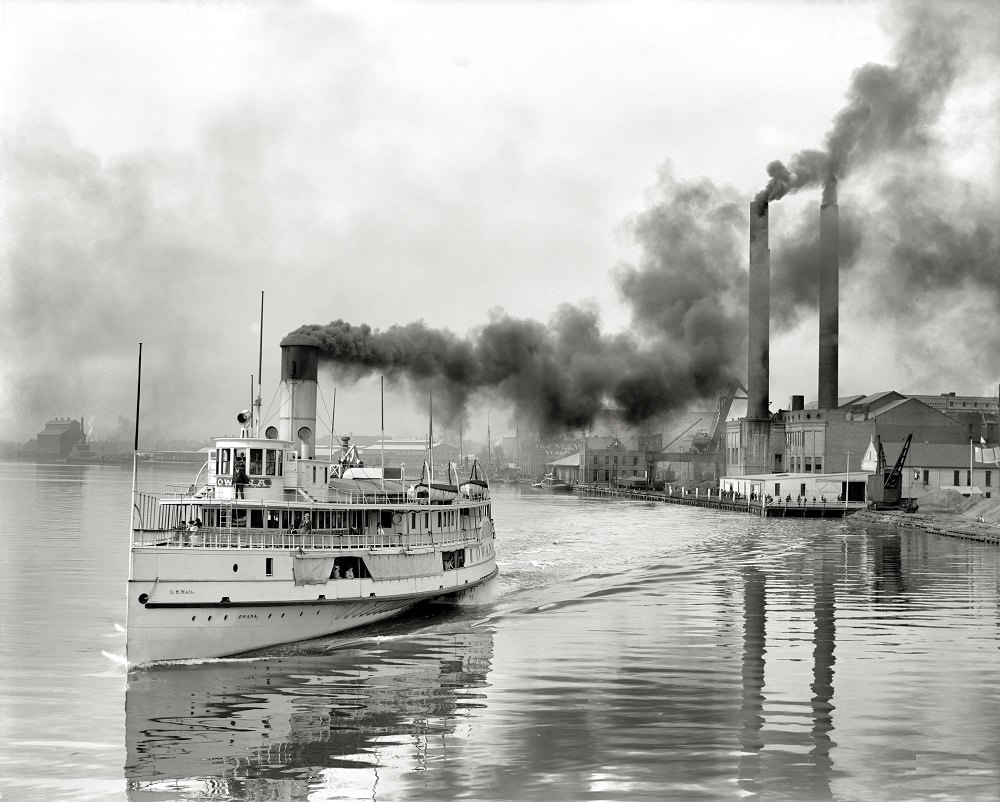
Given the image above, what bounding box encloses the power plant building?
[721,194,1000,504]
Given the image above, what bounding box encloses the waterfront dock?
[575,485,864,518]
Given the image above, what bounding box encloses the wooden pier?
[574,485,865,518]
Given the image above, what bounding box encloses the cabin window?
[219,449,232,475]
[265,557,273,577]
[265,450,276,476]
[250,509,263,528]
[323,467,328,483]
[923,469,930,485]
[987,471,992,487]
[424,512,429,529]
[267,510,280,528]
[250,449,263,475]
[954,470,961,485]
[814,458,822,472]
[411,512,417,532]
[774,483,781,496]
[332,556,370,579]
[312,466,317,483]
[800,483,806,497]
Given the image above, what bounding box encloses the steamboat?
[126,336,498,666]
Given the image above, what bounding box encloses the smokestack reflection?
[738,566,766,794]
[809,547,837,799]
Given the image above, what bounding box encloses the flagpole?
[124,341,143,666]
[129,342,142,573]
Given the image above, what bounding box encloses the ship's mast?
[254,291,264,437]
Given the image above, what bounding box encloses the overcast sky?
[1,0,997,446]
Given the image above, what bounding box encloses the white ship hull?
[127,540,497,665]
[127,564,496,665]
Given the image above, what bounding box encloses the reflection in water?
[125,630,493,800]
[738,566,765,796]
[808,540,836,802]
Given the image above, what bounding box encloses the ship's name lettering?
[238,614,258,620]
[216,477,271,488]
[170,589,194,595]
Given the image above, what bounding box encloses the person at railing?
[299,512,312,534]
[234,459,249,499]
[345,566,354,579]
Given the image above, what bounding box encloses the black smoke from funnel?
[287,166,749,433]
[756,2,970,205]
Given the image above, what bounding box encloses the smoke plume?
[287,166,748,433]
[756,2,972,205]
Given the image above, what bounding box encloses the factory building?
[36,417,84,460]
[723,197,997,504]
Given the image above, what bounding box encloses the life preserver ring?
[393,513,403,525]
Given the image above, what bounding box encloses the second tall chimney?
[747,201,770,419]
[818,203,839,410]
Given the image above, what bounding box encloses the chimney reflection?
[809,545,837,800]
[738,566,766,795]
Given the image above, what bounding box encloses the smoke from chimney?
[755,2,969,206]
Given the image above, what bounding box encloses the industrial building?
[723,198,998,505]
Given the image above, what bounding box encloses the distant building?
[579,435,651,486]
[36,418,84,459]
[358,438,458,481]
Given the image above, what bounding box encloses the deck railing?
[132,526,485,551]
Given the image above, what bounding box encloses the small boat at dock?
[530,474,574,493]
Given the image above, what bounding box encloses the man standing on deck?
[234,455,248,499]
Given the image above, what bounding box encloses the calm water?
[2,463,1000,801]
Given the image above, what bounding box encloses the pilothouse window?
[250,449,263,475]
[219,449,232,475]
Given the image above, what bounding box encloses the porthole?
[268,613,272,619]
[191,616,196,621]
[138,593,149,604]
[208,615,213,621]
[224,615,228,620]
[281,613,285,618]
[299,611,304,617]
[233,564,239,572]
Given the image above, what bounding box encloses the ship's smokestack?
[279,336,319,458]
[747,201,770,419]
[818,203,839,410]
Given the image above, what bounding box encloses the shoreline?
[852,508,1000,545]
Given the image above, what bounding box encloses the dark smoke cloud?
[287,165,749,433]
[757,1,972,204]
